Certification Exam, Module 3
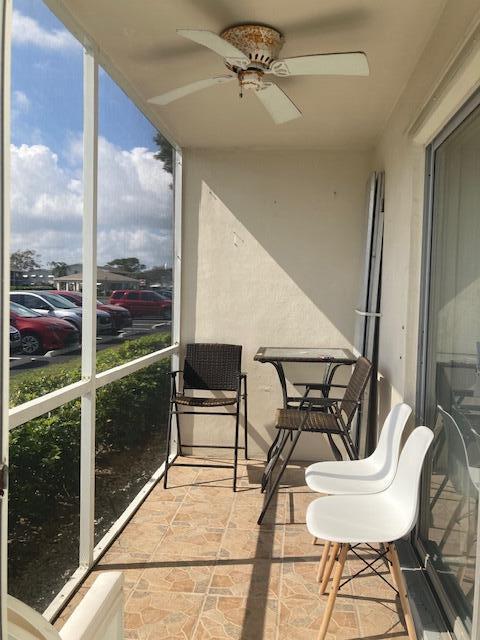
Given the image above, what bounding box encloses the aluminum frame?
[171,148,183,456]
[2,0,183,626]
[80,47,98,570]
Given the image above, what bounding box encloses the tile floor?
[55,456,410,639]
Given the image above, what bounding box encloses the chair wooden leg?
[317,541,331,582]
[382,543,396,586]
[318,543,349,640]
[320,542,340,594]
[313,536,318,545]
[388,543,417,640]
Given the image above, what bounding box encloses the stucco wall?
[373,0,480,420]
[180,149,372,459]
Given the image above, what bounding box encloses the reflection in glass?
[427,408,479,627]
[421,103,480,632]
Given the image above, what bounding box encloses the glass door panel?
[419,100,480,636]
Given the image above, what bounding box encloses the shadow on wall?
[180,149,373,458]
[182,149,371,345]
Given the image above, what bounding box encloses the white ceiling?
[61,0,447,149]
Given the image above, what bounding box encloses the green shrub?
[9,333,172,525]
[9,401,81,523]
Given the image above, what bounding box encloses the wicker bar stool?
[163,343,248,492]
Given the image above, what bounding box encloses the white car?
[10,291,113,335]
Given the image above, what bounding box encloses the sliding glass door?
[418,92,480,639]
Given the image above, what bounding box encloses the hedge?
[9,333,171,525]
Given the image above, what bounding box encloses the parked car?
[10,301,80,355]
[48,291,132,331]
[10,291,113,335]
[153,288,172,300]
[10,325,22,355]
[108,290,171,319]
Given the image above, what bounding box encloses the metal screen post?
[171,148,182,457]
[79,47,98,568]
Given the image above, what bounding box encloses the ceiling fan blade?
[177,29,249,67]
[270,52,369,77]
[148,75,235,106]
[255,83,302,125]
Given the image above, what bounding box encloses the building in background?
[54,267,141,295]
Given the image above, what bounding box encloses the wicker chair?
[258,356,372,523]
[163,343,248,492]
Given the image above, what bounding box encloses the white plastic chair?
[306,426,433,640]
[305,402,412,495]
[7,572,124,640]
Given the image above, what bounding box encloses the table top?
[254,346,356,364]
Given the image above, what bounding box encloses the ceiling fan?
[148,24,369,124]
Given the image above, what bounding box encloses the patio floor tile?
[125,590,205,639]
[136,560,215,594]
[171,498,233,529]
[152,526,224,558]
[209,559,281,598]
[56,455,410,639]
[218,527,283,560]
[192,595,278,640]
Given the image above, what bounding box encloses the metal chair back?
[183,343,242,391]
[339,356,372,426]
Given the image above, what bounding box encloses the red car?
[10,301,80,355]
[48,291,132,331]
[109,290,171,319]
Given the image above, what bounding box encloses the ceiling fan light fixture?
[238,69,265,96]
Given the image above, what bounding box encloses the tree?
[49,261,68,277]
[153,132,173,175]
[106,257,145,274]
[11,249,41,272]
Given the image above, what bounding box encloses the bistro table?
[255,346,356,404]
[254,346,357,517]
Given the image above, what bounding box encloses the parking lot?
[10,318,171,375]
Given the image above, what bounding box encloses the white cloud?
[10,137,173,268]
[13,90,30,112]
[12,10,78,51]
[97,137,173,267]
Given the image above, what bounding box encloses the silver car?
[10,291,113,335]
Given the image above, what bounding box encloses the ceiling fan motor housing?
[221,24,284,71]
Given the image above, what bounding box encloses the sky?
[11,0,174,270]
